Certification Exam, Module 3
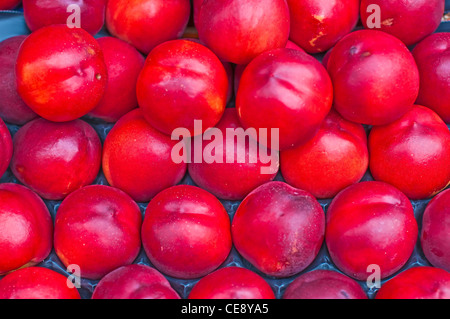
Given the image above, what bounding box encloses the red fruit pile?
[0,0,449,300]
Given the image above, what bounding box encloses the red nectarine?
[92,264,180,299]
[87,36,145,122]
[0,118,12,178]
[142,185,232,279]
[0,35,37,125]
[102,109,187,202]
[326,181,418,280]
[106,0,190,55]
[236,48,333,151]
[23,0,107,36]
[137,39,228,136]
[188,108,279,200]
[376,266,450,299]
[327,30,420,125]
[232,181,325,278]
[188,267,275,299]
[0,267,81,299]
[369,105,450,200]
[16,25,107,122]
[11,118,102,200]
[413,32,450,123]
[287,0,359,53]
[281,109,369,199]
[196,0,290,65]
[282,269,368,299]
[0,184,52,276]
[54,185,142,280]
[421,189,450,272]
[361,0,445,46]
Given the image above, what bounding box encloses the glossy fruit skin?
[326,181,418,281]
[0,267,81,299]
[11,118,102,201]
[369,105,450,200]
[0,184,52,276]
[281,109,369,199]
[142,185,232,279]
[188,267,275,299]
[137,39,228,137]
[102,109,187,203]
[287,0,359,53]
[23,0,107,36]
[0,36,38,125]
[92,264,180,299]
[54,185,142,280]
[0,0,20,10]
[421,189,450,272]
[182,37,234,105]
[327,29,420,125]
[87,36,145,122]
[106,0,190,55]
[16,25,107,122]
[360,0,445,46]
[232,181,325,278]
[236,48,333,151]
[282,270,367,299]
[233,40,304,97]
[197,0,290,65]
[376,266,450,299]
[0,118,12,178]
[188,108,279,201]
[413,33,450,124]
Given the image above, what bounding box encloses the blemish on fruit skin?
[381,18,394,26]
[95,74,102,80]
[72,32,82,42]
[312,14,325,23]
[16,166,25,173]
[340,290,350,299]
[85,46,96,56]
[309,32,325,47]
[205,92,225,113]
